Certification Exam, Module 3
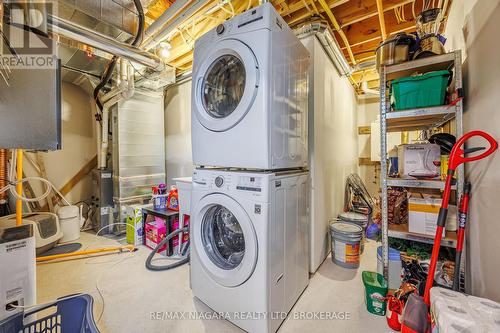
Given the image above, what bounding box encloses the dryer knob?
[216,24,225,35]
[215,176,224,187]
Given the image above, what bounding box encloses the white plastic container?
[57,205,82,242]
[377,246,402,290]
[0,224,36,321]
[173,177,193,216]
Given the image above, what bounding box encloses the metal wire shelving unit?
[379,50,465,291]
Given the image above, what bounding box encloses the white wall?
[24,82,97,207]
[357,98,380,196]
[444,0,500,301]
[301,36,359,272]
[164,80,194,187]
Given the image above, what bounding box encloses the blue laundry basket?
[0,294,99,333]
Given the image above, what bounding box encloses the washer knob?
[216,24,225,35]
[215,176,224,187]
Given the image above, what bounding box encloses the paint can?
[330,222,363,269]
[338,212,369,253]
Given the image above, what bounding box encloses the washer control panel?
[236,176,262,192]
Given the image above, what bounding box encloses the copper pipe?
[0,149,7,201]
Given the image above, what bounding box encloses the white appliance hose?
[0,176,71,205]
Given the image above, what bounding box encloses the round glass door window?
[202,204,245,270]
[202,55,246,118]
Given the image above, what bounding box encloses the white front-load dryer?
[191,3,310,170]
[190,168,310,333]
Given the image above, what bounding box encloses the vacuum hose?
[145,227,190,271]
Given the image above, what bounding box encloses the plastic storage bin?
[391,70,451,110]
[377,246,402,290]
[362,271,388,316]
[0,294,99,333]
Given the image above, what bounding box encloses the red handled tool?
[452,181,471,291]
[401,131,497,333]
[423,131,498,305]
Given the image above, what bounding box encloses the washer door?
[193,39,259,132]
[193,193,258,287]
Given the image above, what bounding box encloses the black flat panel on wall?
[0,58,61,150]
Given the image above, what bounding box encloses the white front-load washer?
[191,3,310,170]
[190,168,309,333]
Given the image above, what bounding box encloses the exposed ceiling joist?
[317,0,356,64]
[375,0,387,40]
[340,0,416,28]
[141,0,453,92]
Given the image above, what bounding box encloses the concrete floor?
[37,233,389,333]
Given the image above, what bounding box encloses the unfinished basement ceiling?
[144,0,452,92]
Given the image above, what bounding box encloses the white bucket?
[57,205,81,242]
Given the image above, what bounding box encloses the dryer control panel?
[193,3,285,47]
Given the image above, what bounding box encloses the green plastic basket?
[362,271,388,316]
[391,70,451,110]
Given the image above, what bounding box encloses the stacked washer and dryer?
[189,3,310,333]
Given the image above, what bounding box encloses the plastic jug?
[167,186,179,211]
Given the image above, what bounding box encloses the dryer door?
[193,193,258,287]
[193,39,259,132]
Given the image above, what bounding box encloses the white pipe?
[361,81,379,95]
[101,59,129,104]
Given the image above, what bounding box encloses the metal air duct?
[47,14,165,71]
[295,23,353,77]
[142,0,214,50]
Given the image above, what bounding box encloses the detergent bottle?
[167,186,179,211]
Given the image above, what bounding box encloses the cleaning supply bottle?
[167,186,179,211]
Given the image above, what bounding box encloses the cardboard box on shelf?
[398,144,441,179]
[408,195,457,236]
